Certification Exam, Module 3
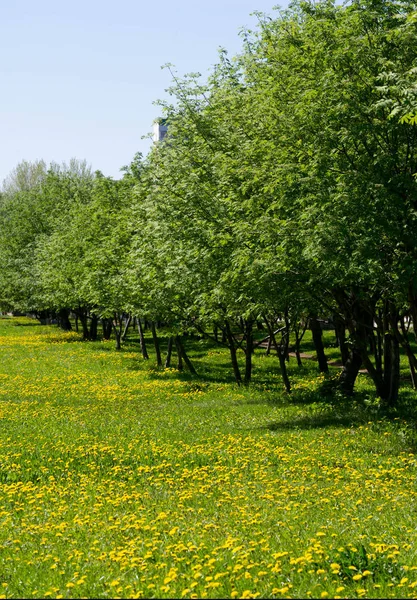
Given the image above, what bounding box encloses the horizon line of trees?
[1,0,417,407]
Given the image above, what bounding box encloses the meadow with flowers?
[1,316,417,599]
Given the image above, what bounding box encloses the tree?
[2,159,46,196]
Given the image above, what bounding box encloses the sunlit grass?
[0,317,416,598]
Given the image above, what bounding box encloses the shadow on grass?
[125,339,214,361]
[265,411,369,432]
[44,335,85,344]
[122,346,240,385]
[261,382,417,454]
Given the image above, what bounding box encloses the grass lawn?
[0,317,417,598]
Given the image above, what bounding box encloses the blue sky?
[1,0,284,182]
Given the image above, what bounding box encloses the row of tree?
[1,0,417,406]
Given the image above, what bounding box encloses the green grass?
[0,317,417,599]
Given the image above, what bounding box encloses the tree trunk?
[263,314,291,393]
[407,286,417,344]
[278,351,291,394]
[266,336,272,356]
[294,327,302,367]
[151,321,162,367]
[400,317,417,389]
[338,348,362,395]
[310,316,328,373]
[407,351,417,389]
[112,316,122,350]
[58,308,72,331]
[222,328,227,344]
[165,336,173,368]
[75,314,79,333]
[294,320,308,367]
[334,315,348,366]
[243,320,253,385]
[176,336,197,374]
[78,311,89,341]
[175,336,183,371]
[345,311,386,400]
[375,311,383,377]
[284,310,290,362]
[334,291,399,402]
[102,318,112,340]
[225,320,242,385]
[89,314,98,341]
[137,318,149,359]
[121,314,132,342]
[383,327,393,395]
[114,329,121,350]
[387,334,400,406]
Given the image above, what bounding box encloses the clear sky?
[1,0,284,182]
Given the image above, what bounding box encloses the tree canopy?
[2,0,417,404]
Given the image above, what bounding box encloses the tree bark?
[263,314,291,393]
[400,317,417,389]
[279,352,291,394]
[165,336,173,368]
[243,320,253,385]
[137,318,149,359]
[294,326,303,366]
[121,314,132,342]
[266,336,272,356]
[334,315,348,366]
[112,315,122,350]
[334,290,401,402]
[284,310,290,362]
[388,334,400,407]
[77,310,89,340]
[407,285,417,344]
[175,336,183,371]
[102,318,112,340]
[310,316,328,373]
[58,308,72,331]
[338,348,362,395]
[346,310,386,400]
[225,320,242,385]
[114,329,121,350]
[151,321,162,367]
[176,336,197,374]
[89,314,98,341]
